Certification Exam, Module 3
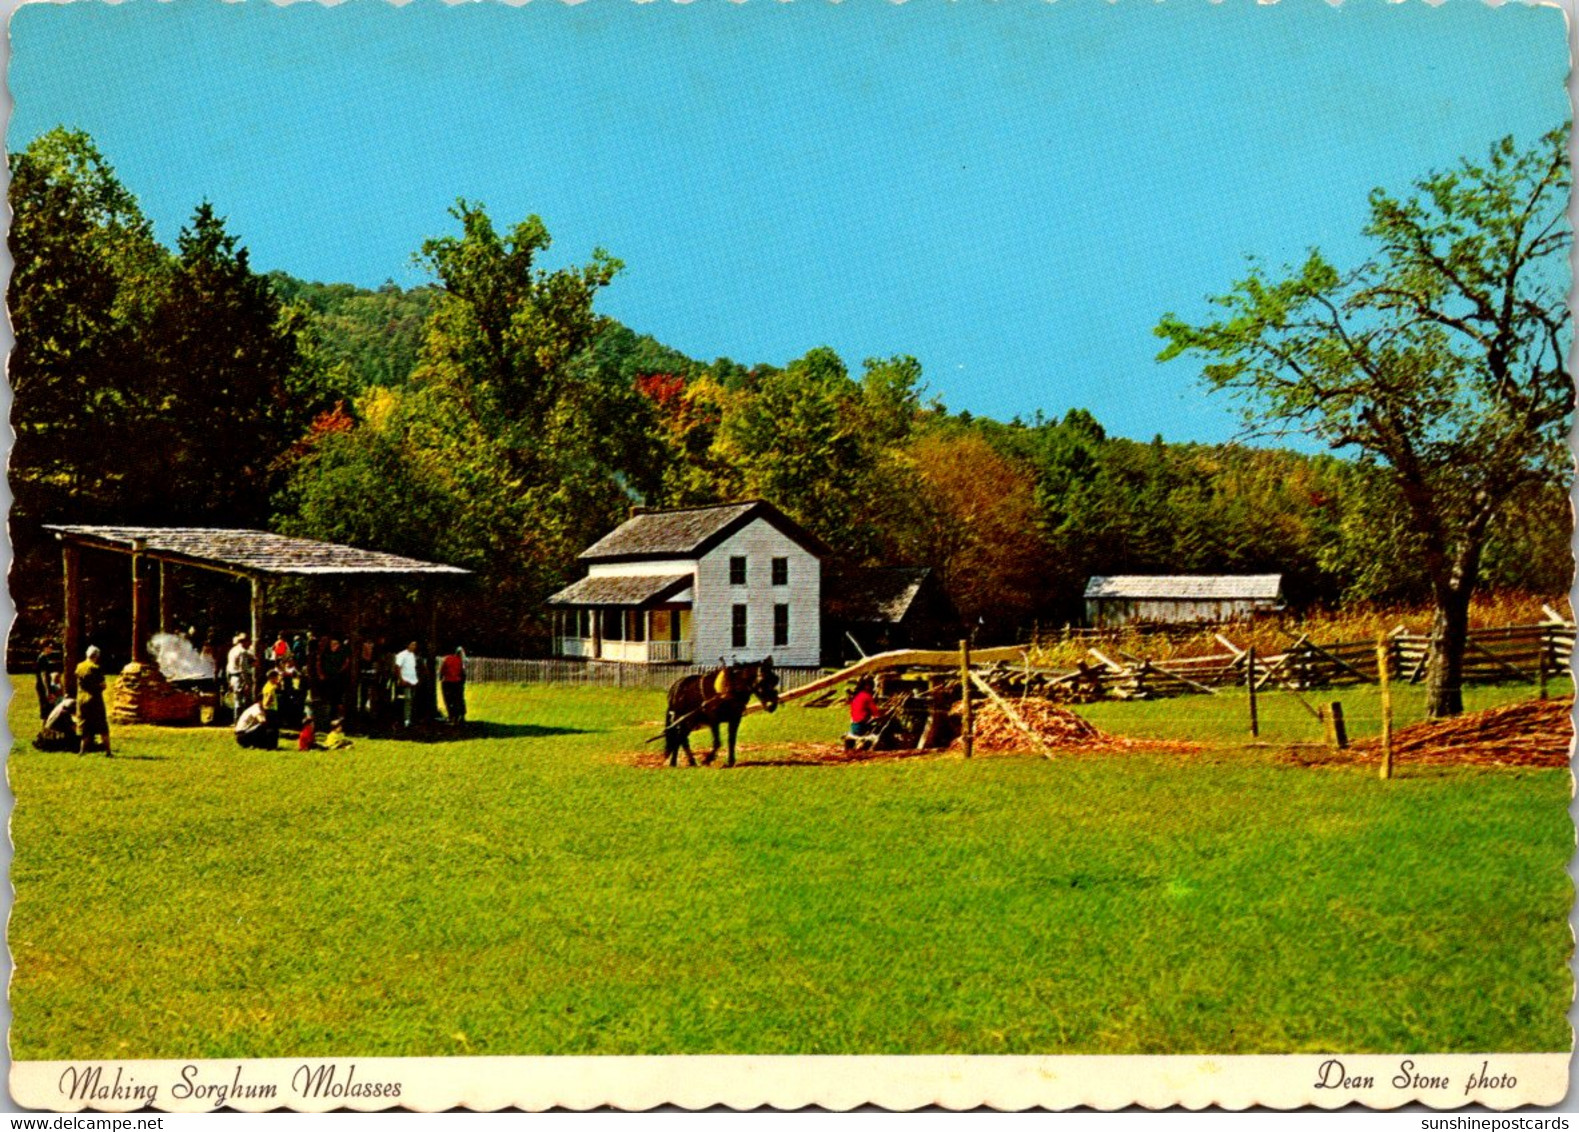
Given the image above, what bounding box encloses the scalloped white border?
[9,1053,1571,1112]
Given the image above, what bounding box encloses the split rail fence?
[1054,619,1574,701]
[467,617,1572,701]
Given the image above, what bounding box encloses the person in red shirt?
[439,646,467,726]
[847,676,878,745]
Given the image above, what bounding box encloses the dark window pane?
[732,604,748,649]
[730,557,747,585]
[773,603,789,647]
[771,557,788,585]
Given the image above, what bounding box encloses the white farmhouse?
[547,500,826,667]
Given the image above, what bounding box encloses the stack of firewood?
[111,662,201,726]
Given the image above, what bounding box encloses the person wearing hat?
[226,632,256,720]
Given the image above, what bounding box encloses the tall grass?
[1029,591,1572,669]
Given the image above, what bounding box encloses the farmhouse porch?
[547,572,695,664]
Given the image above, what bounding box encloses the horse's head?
[752,655,780,713]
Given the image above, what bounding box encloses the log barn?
[1083,574,1284,627]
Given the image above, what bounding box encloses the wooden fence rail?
[1043,620,1574,701]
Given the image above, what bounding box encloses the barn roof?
[578,500,828,562]
[45,525,469,578]
[1084,574,1283,601]
[825,566,935,625]
[545,573,692,607]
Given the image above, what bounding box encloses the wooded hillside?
[9,128,1568,656]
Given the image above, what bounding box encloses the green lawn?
[8,677,1571,1059]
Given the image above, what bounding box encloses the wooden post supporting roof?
[158,561,170,635]
[130,537,147,664]
[63,544,81,696]
[250,577,266,672]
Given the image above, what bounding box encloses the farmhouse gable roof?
[1084,574,1283,601]
[578,500,828,563]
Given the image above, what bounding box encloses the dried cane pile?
[950,698,1201,756]
[111,662,201,726]
[1347,696,1572,769]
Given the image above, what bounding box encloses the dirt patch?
[630,698,1201,768]
[1287,696,1572,769]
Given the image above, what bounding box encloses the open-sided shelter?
[45,525,469,701]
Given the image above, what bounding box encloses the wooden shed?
[1083,574,1284,628]
[822,566,959,663]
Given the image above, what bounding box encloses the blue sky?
[10,0,1570,444]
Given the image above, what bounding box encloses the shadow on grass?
[354,720,598,744]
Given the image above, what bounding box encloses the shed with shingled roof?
[1083,574,1284,628]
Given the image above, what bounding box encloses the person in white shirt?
[226,632,255,720]
[394,641,420,728]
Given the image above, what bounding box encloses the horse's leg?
[665,711,679,768]
[703,720,722,765]
[683,729,697,767]
[726,715,739,767]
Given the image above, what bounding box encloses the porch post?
[592,607,602,660]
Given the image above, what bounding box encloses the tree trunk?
[1424,588,1472,719]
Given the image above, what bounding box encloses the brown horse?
[664,658,780,767]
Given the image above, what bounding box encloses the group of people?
[225,632,468,748]
[30,628,471,757]
[33,643,113,756]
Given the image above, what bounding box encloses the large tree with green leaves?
[1157,128,1571,717]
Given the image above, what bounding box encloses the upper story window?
[729,556,747,586]
[732,604,748,649]
[771,557,788,586]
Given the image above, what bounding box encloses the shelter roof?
[825,566,935,624]
[546,573,692,607]
[578,500,829,562]
[45,525,469,578]
[1084,574,1283,601]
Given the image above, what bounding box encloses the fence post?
[1246,645,1259,738]
[1322,702,1348,749]
[959,638,973,759]
[1538,626,1549,700]
[1376,633,1394,780]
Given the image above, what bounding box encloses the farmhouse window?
[732,604,748,649]
[773,603,789,647]
[771,557,788,585]
[627,610,645,642]
[729,556,747,586]
[601,608,624,642]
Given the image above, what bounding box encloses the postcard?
[5,0,1573,1112]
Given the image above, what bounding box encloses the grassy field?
[8,676,1571,1060]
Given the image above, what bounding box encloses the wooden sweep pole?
[960,638,974,759]
[1376,632,1394,780]
[1246,645,1259,738]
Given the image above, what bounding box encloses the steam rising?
[146,633,214,680]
